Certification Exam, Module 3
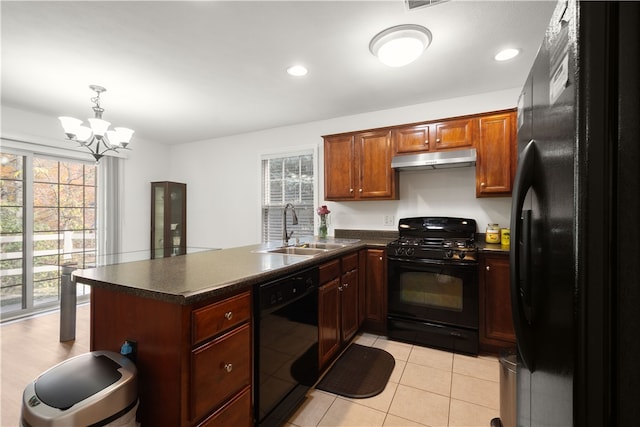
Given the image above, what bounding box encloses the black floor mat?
[316,344,395,399]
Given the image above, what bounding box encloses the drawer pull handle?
[486,266,491,271]
[224,363,233,373]
[343,283,349,288]
[224,311,233,320]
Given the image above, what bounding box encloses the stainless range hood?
[391,148,476,170]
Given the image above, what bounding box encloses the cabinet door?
[362,249,387,334]
[324,135,356,200]
[476,111,516,197]
[340,268,359,343]
[479,254,515,352]
[355,130,397,199]
[393,124,431,154]
[432,118,474,151]
[318,278,341,368]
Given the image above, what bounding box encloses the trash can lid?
[35,353,123,410]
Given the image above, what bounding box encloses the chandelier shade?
[59,85,134,162]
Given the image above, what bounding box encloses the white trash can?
[21,351,138,427]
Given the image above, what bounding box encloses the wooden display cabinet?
[151,181,187,258]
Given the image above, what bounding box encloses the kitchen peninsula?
[74,240,382,427]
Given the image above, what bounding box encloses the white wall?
[171,88,519,249]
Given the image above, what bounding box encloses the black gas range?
[387,217,480,355]
[386,217,478,263]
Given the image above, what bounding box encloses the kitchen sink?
[254,239,358,257]
[294,242,346,250]
[264,247,327,256]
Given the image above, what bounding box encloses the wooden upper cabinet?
[392,117,474,155]
[325,108,515,200]
[393,124,431,154]
[356,130,397,199]
[324,134,356,200]
[432,118,475,151]
[476,110,517,197]
[324,129,398,201]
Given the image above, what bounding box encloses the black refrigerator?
[510,1,640,426]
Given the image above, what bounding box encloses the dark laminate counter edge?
[74,240,390,305]
[476,241,511,254]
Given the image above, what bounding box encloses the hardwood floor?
[1,304,90,426]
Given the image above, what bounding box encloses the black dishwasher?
[254,266,319,427]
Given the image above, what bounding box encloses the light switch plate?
[383,215,395,226]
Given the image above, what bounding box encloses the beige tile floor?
[286,333,499,427]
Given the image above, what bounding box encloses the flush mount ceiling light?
[494,48,520,61]
[287,65,308,77]
[369,24,432,67]
[59,85,134,163]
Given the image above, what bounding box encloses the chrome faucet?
[282,203,298,246]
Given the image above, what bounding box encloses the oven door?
[387,256,478,330]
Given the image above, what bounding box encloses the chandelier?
[59,85,134,162]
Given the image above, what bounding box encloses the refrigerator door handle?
[510,139,536,371]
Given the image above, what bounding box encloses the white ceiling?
[1,0,556,146]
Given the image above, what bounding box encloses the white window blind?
[261,151,314,243]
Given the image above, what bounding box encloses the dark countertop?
[476,241,510,254]
[74,236,391,305]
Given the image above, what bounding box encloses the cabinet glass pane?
[153,185,165,256]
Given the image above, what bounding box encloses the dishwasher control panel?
[258,267,318,312]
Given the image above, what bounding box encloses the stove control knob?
[445,249,454,259]
[458,251,465,260]
[406,247,415,256]
[396,247,404,256]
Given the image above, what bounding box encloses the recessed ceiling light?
[287,65,308,77]
[494,48,520,62]
[369,24,432,67]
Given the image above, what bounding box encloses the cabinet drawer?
[192,291,251,345]
[341,252,358,273]
[191,323,251,422]
[197,386,252,427]
[319,259,341,283]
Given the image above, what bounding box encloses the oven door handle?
[387,256,477,270]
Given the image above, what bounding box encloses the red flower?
[317,205,331,215]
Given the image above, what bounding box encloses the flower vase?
[319,214,328,238]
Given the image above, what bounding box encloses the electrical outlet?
[383,215,395,226]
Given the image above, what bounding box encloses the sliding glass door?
[1,151,96,320]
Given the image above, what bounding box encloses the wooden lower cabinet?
[479,253,516,353]
[318,272,341,368]
[318,252,359,369]
[197,386,252,427]
[360,248,387,334]
[90,287,252,427]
